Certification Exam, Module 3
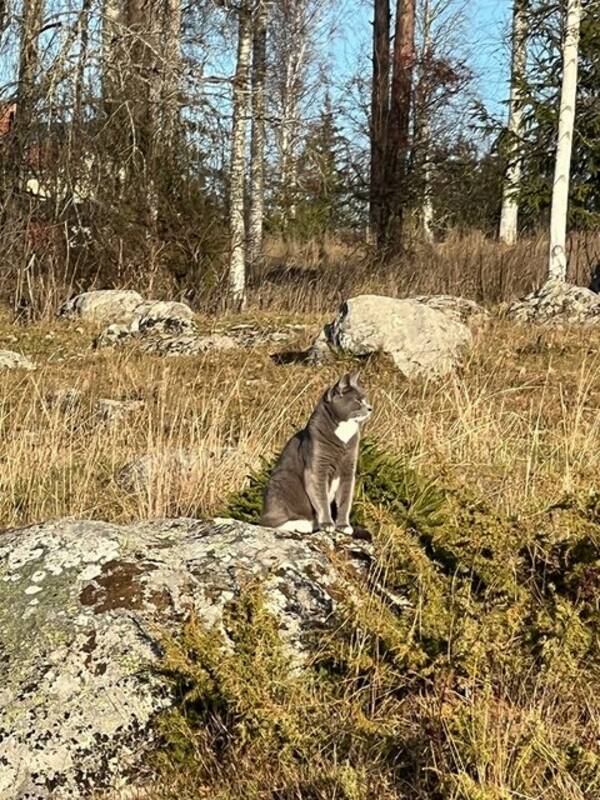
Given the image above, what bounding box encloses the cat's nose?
[365,404,373,412]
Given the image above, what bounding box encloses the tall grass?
[2,229,599,320]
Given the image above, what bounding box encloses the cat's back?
[272,427,307,473]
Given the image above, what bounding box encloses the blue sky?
[333,0,512,121]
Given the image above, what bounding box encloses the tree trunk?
[385,0,416,249]
[16,0,45,145]
[248,1,268,270]
[418,0,433,243]
[162,0,182,149]
[370,0,390,244]
[73,0,93,131]
[548,0,581,282]
[499,0,528,245]
[228,5,253,310]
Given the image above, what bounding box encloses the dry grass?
[5,230,600,320]
[252,230,600,313]
[2,309,600,530]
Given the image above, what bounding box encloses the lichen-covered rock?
[507,279,600,325]
[0,518,373,799]
[58,290,144,323]
[413,295,489,325]
[0,350,36,371]
[94,315,237,357]
[308,294,472,377]
[132,300,194,323]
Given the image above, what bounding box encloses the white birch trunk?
[499,0,528,245]
[548,0,582,281]
[248,1,268,269]
[420,0,434,243]
[228,5,253,310]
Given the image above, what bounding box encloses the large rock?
[0,350,36,371]
[309,294,472,377]
[0,518,373,799]
[58,290,144,323]
[507,279,600,324]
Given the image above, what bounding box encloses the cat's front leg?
[304,468,335,532]
[335,449,357,534]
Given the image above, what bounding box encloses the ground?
[2,304,600,800]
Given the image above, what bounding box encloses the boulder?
[308,294,472,378]
[0,517,373,799]
[132,300,194,324]
[58,290,144,323]
[507,279,600,325]
[0,350,36,371]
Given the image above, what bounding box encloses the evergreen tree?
[292,95,350,237]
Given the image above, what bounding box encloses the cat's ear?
[348,371,361,389]
[337,373,352,393]
[326,375,347,401]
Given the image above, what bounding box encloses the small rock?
[96,399,145,424]
[141,332,237,357]
[0,350,36,371]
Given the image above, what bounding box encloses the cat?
[260,372,372,534]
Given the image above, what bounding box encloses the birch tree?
[499,0,528,245]
[228,3,253,309]
[548,0,582,282]
[269,0,331,231]
[248,0,268,269]
[418,0,434,243]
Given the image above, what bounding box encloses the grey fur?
[260,373,372,533]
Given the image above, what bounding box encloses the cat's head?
[325,372,373,422]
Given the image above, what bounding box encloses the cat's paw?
[336,524,353,535]
[318,521,336,533]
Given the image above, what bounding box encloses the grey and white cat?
[260,373,372,534]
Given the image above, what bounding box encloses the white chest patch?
[328,476,340,503]
[334,419,359,444]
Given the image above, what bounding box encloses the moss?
[160,443,600,799]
